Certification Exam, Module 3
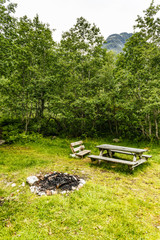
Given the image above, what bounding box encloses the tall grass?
[0,137,160,239]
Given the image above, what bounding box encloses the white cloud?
[12,0,160,42]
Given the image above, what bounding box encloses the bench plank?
[88,155,147,169]
[142,154,152,160]
[76,150,91,157]
[142,155,152,158]
[74,145,85,152]
[70,141,83,147]
[88,155,136,165]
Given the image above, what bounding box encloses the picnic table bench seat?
[70,140,91,158]
[141,154,152,160]
[88,154,147,170]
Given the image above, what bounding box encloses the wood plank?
[74,145,85,152]
[88,155,146,166]
[132,159,146,166]
[111,150,135,155]
[76,150,91,157]
[70,141,83,147]
[142,155,152,158]
[96,144,147,154]
[142,154,152,160]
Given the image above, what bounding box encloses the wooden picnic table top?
[96,144,147,154]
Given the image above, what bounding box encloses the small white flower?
[11,183,16,187]
[22,182,25,187]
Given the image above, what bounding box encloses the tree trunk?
[148,114,152,137]
[155,118,159,139]
[24,102,33,134]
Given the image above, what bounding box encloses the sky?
[11,0,160,42]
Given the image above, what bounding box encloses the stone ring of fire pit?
[27,172,86,196]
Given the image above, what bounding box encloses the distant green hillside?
[103,32,133,53]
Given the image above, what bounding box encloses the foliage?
[0,0,17,77]
[0,5,56,133]
[0,0,160,140]
[48,17,112,137]
[114,0,160,140]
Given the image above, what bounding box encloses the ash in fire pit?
[27,172,86,196]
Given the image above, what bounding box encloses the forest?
[0,0,160,142]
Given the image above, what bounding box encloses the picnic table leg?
[98,149,104,164]
[133,154,137,162]
[138,154,143,160]
[133,153,143,161]
[128,165,134,171]
[107,149,113,158]
[99,150,104,156]
[111,151,115,157]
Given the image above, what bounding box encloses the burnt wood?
[36,172,80,191]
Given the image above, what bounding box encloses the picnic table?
[88,144,152,170]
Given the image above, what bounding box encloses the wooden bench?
[70,141,91,158]
[88,154,148,170]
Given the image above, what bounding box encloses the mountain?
[103,32,133,53]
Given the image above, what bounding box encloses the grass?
[0,137,160,239]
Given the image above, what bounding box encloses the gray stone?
[79,179,86,185]
[0,140,5,145]
[30,186,37,193]
[113,138,120,143]
[26,176,39,185]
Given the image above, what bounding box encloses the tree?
[0,0,17,77]
[55,17,109,136]
[0,11,56,133]
[134,0,160,45]
[115,0,160,139]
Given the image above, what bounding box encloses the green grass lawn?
[0,137,160,240]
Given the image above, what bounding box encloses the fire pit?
[27,172,86,196]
